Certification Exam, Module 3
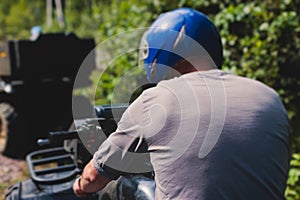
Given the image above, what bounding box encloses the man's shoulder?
[158,70,276,94]
[137,82,176,104]
[231,73,278,96]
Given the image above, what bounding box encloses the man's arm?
[73,159,112,197]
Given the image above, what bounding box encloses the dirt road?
[0,153,28,199]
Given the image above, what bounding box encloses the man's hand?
[73,176,87,198]
[72,159,112,197]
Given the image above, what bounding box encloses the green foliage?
[212,1,300,151]
[0,0,45,41]
[88,0,158,105]
[63,1,100,38]
[286,153,300,199]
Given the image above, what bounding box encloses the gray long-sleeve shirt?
[93,69,290,200]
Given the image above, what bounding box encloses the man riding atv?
[74,8,290,200]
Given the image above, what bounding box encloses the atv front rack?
[26,147,81,185]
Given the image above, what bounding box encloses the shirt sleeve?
[92,92,153,179]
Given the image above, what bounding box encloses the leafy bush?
[0,0,45,41]
[286,154,300,199]
[212,1,300,151]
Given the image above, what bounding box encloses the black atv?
[4,104,155,200]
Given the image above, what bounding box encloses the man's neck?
[173,59,216,75]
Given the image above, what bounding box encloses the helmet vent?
[173,25,186,49]
[150,58,158,79]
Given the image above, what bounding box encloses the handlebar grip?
[48,130,78,140]
[37,139,51,146]
[37,130,79,146]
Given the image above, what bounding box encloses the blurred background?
[0,0,299,199]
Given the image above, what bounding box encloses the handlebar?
[37,130,78,146]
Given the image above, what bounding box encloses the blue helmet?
[139,8,223,83]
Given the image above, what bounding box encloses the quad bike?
[4,104,155,200]
[1,32,156,200]
[0,33,95,158]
